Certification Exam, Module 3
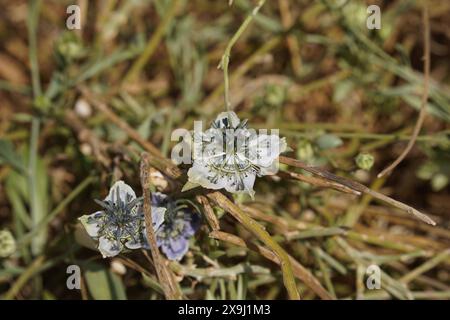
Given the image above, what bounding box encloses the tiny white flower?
[79,181,163,258]
[188,111,287,197]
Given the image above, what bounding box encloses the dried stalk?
[240,204,309,231]
[278,170,361,196]
[400,249,450,284]
[279,156,436,226]
[140,152,183,300]
[65,110,111,167]
[196,195,220,231]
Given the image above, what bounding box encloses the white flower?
[79,181,164,258]
[188,111,287,197]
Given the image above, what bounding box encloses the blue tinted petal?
[98,236,122,258]
[151,207,166,230]
[124,234,144,250]
[105,181,136,203]
[182,211,200,237]
[79,211,105,238]
[213,111,240,129]
[161,236,189,261]
[151,192,168,207]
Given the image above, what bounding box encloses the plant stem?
[140,152,183,300]
[28,0,42,98]
[123,0,180,84]
[202,37,281,113]
[28,117,41,256]
[279,156,436,226]
[400,249,450,284]
[219,0,267,112]
[378,5,430,178]
[3,255,45,300]
[27,0,44,257]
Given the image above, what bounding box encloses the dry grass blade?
[196,195,221,231]
[279,156,436,226]
[278,170,361,195]
[209,231,333,300]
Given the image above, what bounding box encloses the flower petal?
[140,207,166,249]
[182,211,200,238]
[187,162,227,191]
[160,237,189,261]
[250,135,286,166]
[98,236,122,258]
[151,206,166,231]
[151,192,168,207]
[124,237,143,250]
[79,211,105,238]
[105,180,136,203]
[224,171,256,198]
[247,135,287,176]
[213,111,240,129]
[188,159,257,197]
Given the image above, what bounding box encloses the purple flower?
[151,192,200,261]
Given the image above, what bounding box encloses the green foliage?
[83,262,127,300]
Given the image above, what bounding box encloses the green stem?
[400,249,450,284]
[3,255,45,300]
[123,0,180,84]
[27,0,42,97]
[28,116,41,255]
[219,0,267,112]
[27,0,43,255]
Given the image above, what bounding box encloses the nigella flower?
[152,192,199,261]
[187,111,287,197]
[79,181,165,258]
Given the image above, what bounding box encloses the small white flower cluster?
[79,181,198,261]
[79,112,286,260]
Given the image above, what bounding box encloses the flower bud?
[0,230,16,258]
[355,153,374,171]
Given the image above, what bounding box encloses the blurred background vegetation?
[0,0,449,300]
